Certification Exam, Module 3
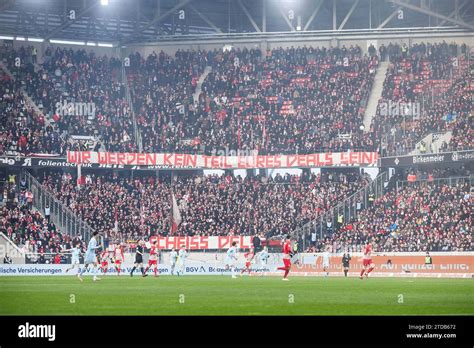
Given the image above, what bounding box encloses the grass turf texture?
[0,276,472,315]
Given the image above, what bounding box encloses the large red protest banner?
[67,151,378,169]
[148,236,255,250]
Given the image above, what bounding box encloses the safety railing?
[23,172,95,242]
[292,171,388,251]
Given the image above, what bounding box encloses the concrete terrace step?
[363,60,390,132]
[193,66,212,105]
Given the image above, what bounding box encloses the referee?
[253,234,262,253]
[342,251,351,277]
[130,240,145,277]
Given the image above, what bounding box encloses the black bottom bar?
[0,316,472,347]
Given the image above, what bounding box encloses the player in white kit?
[169,248,178,275]
[79,231,101,282]
[64,243,82,277]
[322,247,330,277]
[225,241,238,278]
[177,247,187,276]
[259,246,270,276]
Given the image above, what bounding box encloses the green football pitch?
[0,276,472,315]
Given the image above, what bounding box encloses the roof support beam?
[391,0,474,30]
[0,0,15,13]
[237,0,261,33]
[303,0,323,31]
[377,8,400,29]
[338,0,360,30]
[122,0,192,42]
[21,10,45,36]
[189,4,222,33]
[437,0,468,27]
[132,0,142,37]
[44,0,100,40]
[278,5,295,31]
[94,17,114,39]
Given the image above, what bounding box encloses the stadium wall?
[125,33,474,57]
[2,32,472,63]
[1,252,471,278]
[0,40,120,63]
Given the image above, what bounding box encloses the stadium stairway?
[193,65,212,105]
[0,61,52,128]
[362,60,390,132]
[292,172,389,251]
[23,172,96,241]
[121,63,142,151]
[0,232,25,263]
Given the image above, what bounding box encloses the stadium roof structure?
[0,0,473,45]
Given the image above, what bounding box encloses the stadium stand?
[127,49,208,153]
[2,44,378,155]
[1,42,471,157]
[2,46,137,154]
[373,42,471,156]
[0,173,83,261]
[312,178,472,252]
[444,110,473,152]
[0,67,54,155]
[127,45,378,154]
[0,201,83,260]
[0,40,472,254]
[40,171,370,240]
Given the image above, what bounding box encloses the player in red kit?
[114,243,125,276]
[360,241,375,279]
[240,248,255,276]
[144,240,159,277]
[277,235,292,281]
[99,250,110,274]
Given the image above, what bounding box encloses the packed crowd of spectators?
[40,170,370,241]
[127,49,208,153]
[0,205,83,258]
[128,45,378,154]
[2,166,471,255]
[373,42,472,156]
[1,42,470,157]
[0,175,83,260]
[0,68,57,155]
[2,45,137,154]
[199,45,377,154]
[312,180,472,252]
[443,112,473,152]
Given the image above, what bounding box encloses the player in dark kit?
[130,240,146,277]
[342,251,351,277]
